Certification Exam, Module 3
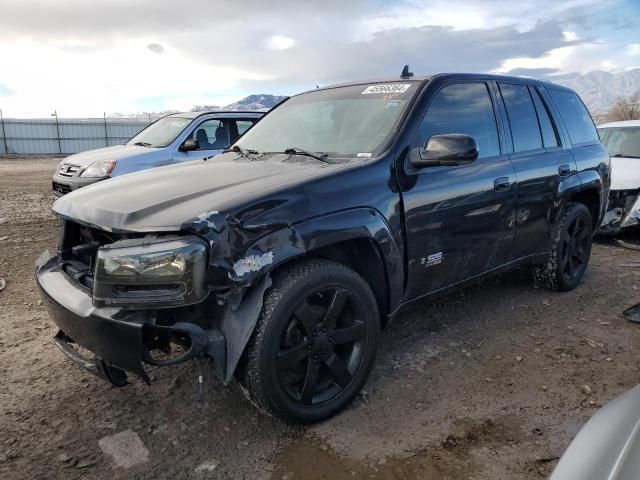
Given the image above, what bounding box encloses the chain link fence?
[0,115,153,155]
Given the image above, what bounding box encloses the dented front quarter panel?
[181,160,406,311]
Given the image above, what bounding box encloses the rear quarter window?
[548,90,599,146]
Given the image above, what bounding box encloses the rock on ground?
[98,430,149,469]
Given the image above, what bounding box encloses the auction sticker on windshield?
[362,84,412,95]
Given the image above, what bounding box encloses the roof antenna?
[401,65,414,79]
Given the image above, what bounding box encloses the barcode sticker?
[362,84,412,95]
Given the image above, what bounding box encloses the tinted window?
[549,90,598,145]
[530,87,559,148]
[237,83,416,156]
[189,119,228,150]
[499,83,542,152]
[418,83,500,159]
[598,127,640,158]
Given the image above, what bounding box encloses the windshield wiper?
[133,141,152,147]
[224,145,259,159]
[283,147,334,164]
[612,153,640,158]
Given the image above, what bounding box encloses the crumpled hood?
[61,144,150,169]
[53,153,341,232]
[611,156,640,190]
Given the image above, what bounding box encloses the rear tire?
[239,259,380,423]
[532,202,593,291]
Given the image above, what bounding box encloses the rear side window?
[418,82,500,159]
[548,90,598,146]
[499,83,542,153]
[530,87,559,148]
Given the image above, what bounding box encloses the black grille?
[52,181,71,195]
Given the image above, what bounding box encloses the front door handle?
[558,164,571,176]
[494,177,511,192]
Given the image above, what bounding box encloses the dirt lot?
[1,157,639,480]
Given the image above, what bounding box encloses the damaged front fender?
[178,207,403,381]
[184,206,404,311]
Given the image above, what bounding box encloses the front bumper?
[36,253,225,385]
[52,172,104,196]
[600,190,640,233]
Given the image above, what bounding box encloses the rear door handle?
[494,177,511,192]
[558,164,571,177]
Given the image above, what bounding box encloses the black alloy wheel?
[532,202,593,291]
[559,213,591,283]
[277,287,367,406]
[241,260,380,423]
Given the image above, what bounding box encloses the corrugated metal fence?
[0,117,151,155]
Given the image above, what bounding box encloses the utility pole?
[103,112,109,147]
[0,108,8,155]
[51,110,62,154]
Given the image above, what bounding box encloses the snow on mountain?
[223,94,287,111]
[554,69,640,114]
[190,70,640,117]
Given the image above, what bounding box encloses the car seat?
[211,125,229,149]
[196,129,209,149]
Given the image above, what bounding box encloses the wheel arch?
[291,237,390,322]
[557,170,605,229]
[235,208,404,317]
[568,188,600,229]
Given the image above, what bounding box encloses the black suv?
[37,72,610,423]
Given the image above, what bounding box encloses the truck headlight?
[81,159,117,178]
[93,236,208,308]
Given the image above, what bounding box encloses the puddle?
[273,417,522,479]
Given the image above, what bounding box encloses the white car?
[598,120,640,233]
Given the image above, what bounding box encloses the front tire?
[533,202,593,291]
[240,259,380,423]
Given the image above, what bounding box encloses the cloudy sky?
[0,0,638,117]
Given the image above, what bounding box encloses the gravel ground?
[1,157,639,479]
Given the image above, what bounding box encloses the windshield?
[127,116,192,148]
[235,82,418,157]
[598,127,640,158]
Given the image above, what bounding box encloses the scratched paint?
[232,251,274,277]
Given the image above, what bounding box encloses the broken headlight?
[93,236,208,309]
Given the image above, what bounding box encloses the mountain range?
[190,70,640,117]
[552,68,640,114]
[191,94,287,113]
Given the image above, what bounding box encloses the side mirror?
[180,138,199,152]
[410,134,479,168]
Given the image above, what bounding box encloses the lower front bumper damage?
[36,253,229,387]
[601,190,640,234]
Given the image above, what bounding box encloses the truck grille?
[52,181,71,195]
[58,163,80,177]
